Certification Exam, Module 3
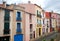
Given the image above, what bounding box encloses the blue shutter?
[17,12,21,17]
[16,12,21,21]
[17,23,21,32]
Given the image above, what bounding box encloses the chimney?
[28,1,31,4]
[3,1,6,7]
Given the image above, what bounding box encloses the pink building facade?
[45,12,51,33]
[57,14,60,30]
[18,2,36,41]
[51,13,57,31]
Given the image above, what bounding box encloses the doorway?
[0,36,10,41]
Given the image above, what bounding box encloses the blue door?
[14,34,23,41]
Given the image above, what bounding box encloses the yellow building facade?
[34,4,44,38]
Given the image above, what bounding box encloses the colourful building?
[0,1,60,41]
[19,1,45,40]
[45,12,51,33]
[57,14,60,31]
[51,12,57,31]
[35,4,42,37]
[18,1,36,41]
[0,2,26,41]
[34,4,45,37]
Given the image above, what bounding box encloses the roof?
[34,4,42,9]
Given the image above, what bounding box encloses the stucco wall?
[0,9,4,36]
[25,13,30,41]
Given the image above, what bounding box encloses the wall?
[19,4,35,15]
[25,13,30,41]
[19,4,36,41]
[0,9,4,36]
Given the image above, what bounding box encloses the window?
[43,13,44,17]
[16,12,21,21]
[42,28,45,34]
[37,10,38,15]
[30,24,33,32]
[30,34,32,39]
[47,21,49,27]
[37,20,42,27]
[37,10,42,18]
[4,22,9,29]
[37,19,38,24]
[17,23,21,33]
[43,19,44,24]
[38,13,42,18]
[37,19,41,24]
[4,10,10,34]
[5,10,10,16]
[4,10,10,21]
[33,31,35,38]
[46,28,48,33]
[4,22,10,34]
[39,20,42,27]
[29,14,32,20]
[29,14,32,22]
[40,20,41,24]
[37,10,39,17]
[39,28,41,36]
[17,12,21,17]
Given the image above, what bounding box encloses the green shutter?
[4,10,10,21]
[37,10,38,16]
[4,22,9,29]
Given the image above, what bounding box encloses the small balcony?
[4,16,10,21]
[4,29,10,34]
[39,24,42,27]
[37,14,42,18]
[37,24,42,27]
[16,17,22,21]
[16,29,22,34]
[37,24,40,27]
[30,29,32,32]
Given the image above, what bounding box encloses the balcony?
[37,14,42,18]
[4,29,10,34]
[37,24,42,27]
[30,20,32,23]
[30,29,32,32]
[4,16,10,21]
[39,24,42,27]
[16,17,22,21]
[37,24,39,27]
[16,29,22,34]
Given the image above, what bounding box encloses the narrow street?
[0,0,60,41]
[31,32,60,41]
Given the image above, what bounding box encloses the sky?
[0,0,60,13]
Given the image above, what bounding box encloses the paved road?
[34,32,58,41]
